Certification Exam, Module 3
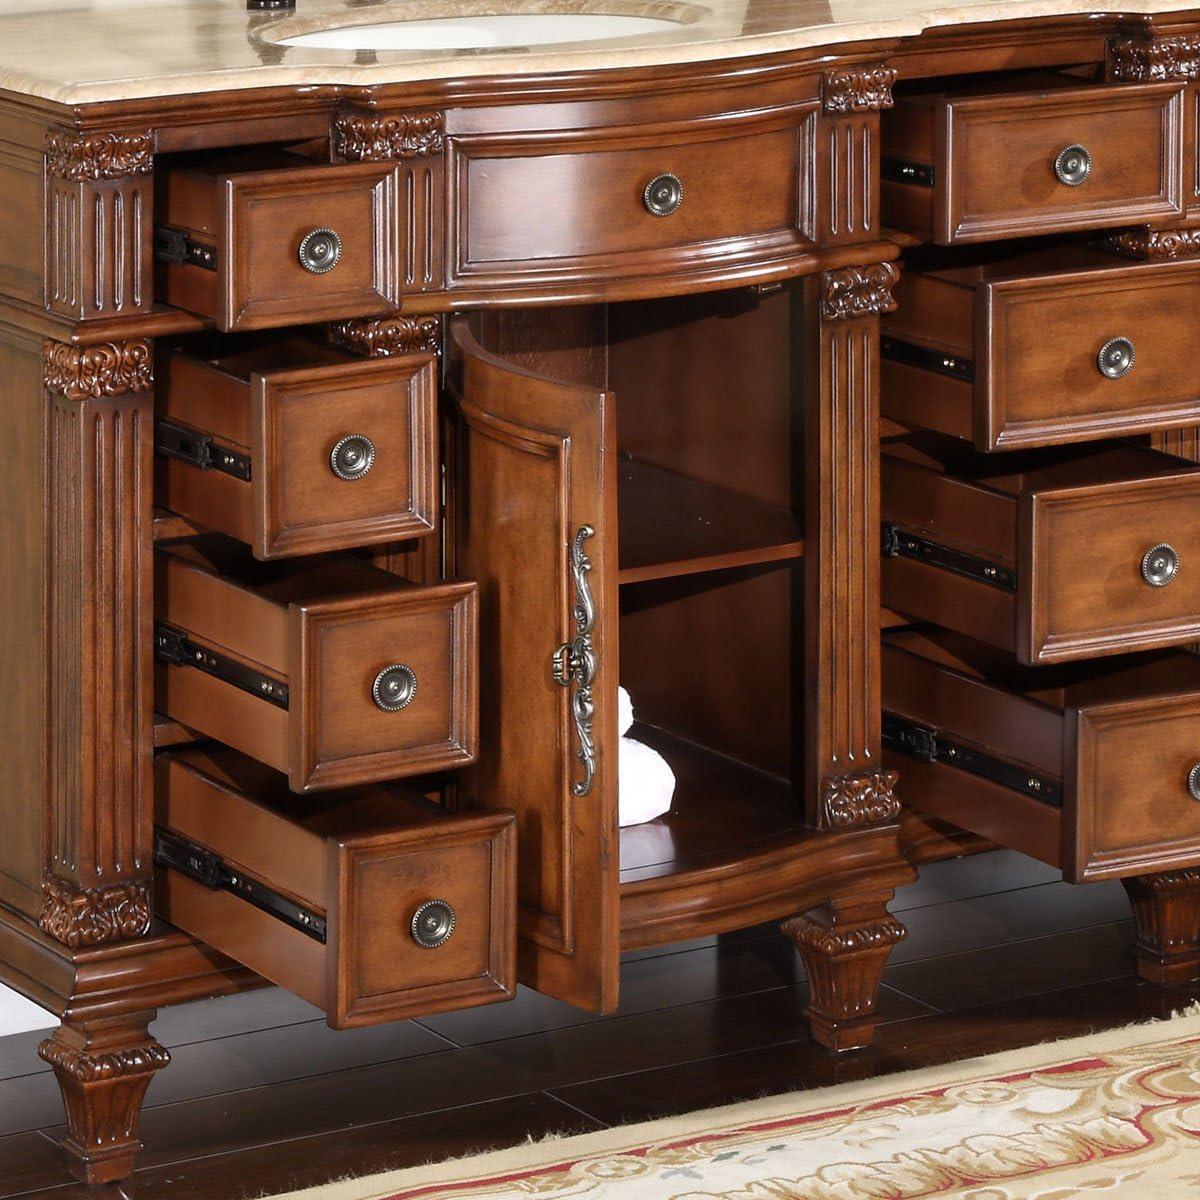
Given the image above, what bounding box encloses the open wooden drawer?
[881,247,1200,450]
[158,337,438,560]
[155,746,516,1028]
[157,151,400,331]
[881,71,1184,243]
[883,627,1200,882]
[155,534,478,792]
[882,434,1200,663]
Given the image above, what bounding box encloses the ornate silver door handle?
[552,525,597,797]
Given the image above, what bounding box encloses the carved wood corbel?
[330,315,443,358]
[332,108,445,162]
[1108,30,1200,81]
[822,65,897,114]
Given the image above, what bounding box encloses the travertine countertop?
[0,0,1197,106]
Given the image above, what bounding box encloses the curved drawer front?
[155,746,516,1029]
[154,537,478,792]
[160,341,438,560]
[883,77,1184,244]
[449,107,815,290]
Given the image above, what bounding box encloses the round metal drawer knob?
[1188,763,1200,802]
[411,899,456,949]
[643,173,683,217]
[330,433,375,482]
[298,228,342,274]
[1054,143,1092,187]
[1097,336,1135,380]
[1142,543,1180,588]
[372,664,417,712]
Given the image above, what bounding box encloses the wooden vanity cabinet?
[16,4,1200,1187]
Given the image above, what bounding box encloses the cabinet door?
[449,316,619,1012]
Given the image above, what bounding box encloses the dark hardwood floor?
[3,848,1197,1200]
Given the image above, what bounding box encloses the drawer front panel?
[331,826,506,1026]
[161,348,438,559]
[985,259,1200,448]
[155,748,517,1029]
[452,110,813,286]
[156,543,479,791]
[256,354,438,558]
[940,83,1184,242]
[1071,693,1200,880]
[161,161,401,331]
[296,584,479,790]
[1027,471,1200,662]
[229,165,399,330]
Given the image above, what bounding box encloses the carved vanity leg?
[1122,870,1200,986]
[784,890,907,1052]
[39,1010,169,1184]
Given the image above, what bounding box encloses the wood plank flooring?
[3,849,1197,1200]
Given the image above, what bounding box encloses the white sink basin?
[277,13,683,51]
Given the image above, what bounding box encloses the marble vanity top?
[0,0,1197,106]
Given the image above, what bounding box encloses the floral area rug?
[280,1007,1200,1200]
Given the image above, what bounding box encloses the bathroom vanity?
[3,0,1200,1184]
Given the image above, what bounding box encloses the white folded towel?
[617,685,635,737]
[616,686,676,828]
[618,737,676,827]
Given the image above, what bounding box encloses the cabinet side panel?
[0,330,47,914]
[0,147,44,305]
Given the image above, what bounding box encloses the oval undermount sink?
[277,13,683,51]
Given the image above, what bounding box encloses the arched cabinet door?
[448,315,620,1013]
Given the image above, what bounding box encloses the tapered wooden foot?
[1123,869,1200,986]
[39,1010,169,1184]
[784,890,906,1052]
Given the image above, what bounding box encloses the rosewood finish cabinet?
[3,0,1200,1184]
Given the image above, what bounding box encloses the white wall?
[0,983,54,1037]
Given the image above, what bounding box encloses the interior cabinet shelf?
[618,457,805,585]
[618,723,808,885]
